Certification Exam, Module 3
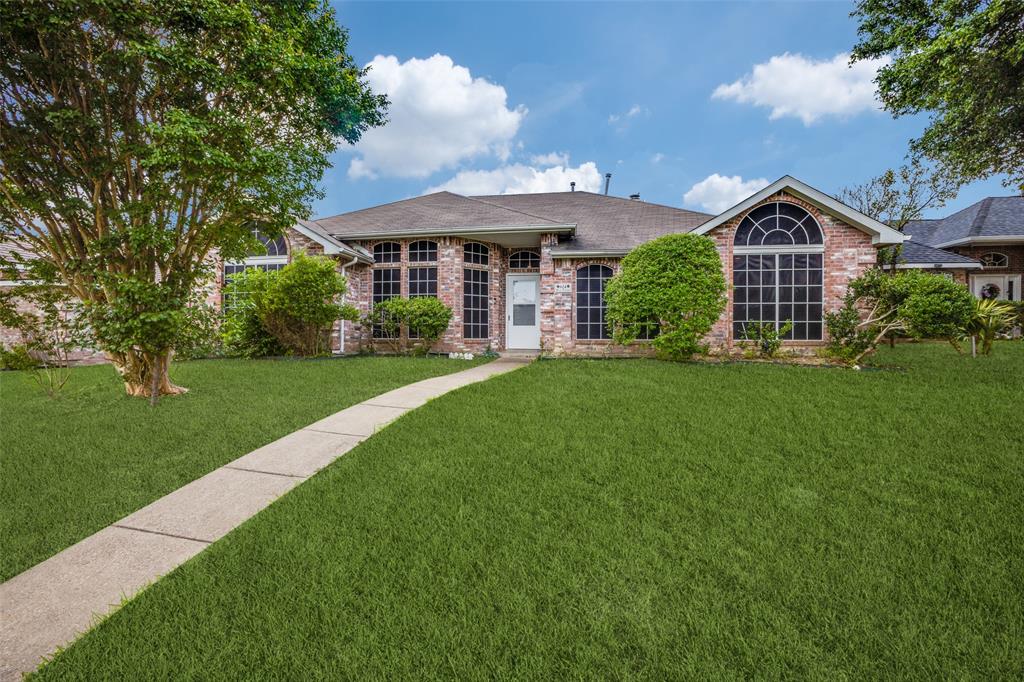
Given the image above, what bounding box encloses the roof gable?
[691,176,907,246]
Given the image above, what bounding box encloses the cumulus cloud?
[426,161,602,196]
[347,54,526,179]
[683,174,770,213]
[712,52,889,125]
[530,151,570,167]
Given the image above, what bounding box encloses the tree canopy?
[0,0,386,397]
[851,0,1024,190]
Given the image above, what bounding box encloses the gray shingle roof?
[471,192,711,251]
[309,191,710,252]
[904,196,1024,246]
[309,192,565,237]
[899,240,980,266]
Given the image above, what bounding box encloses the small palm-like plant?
[960,298,1017,355]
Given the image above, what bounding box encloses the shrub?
[959,298,1017,355]
[1,343,36,371]
[740,320,793,358]
[605,233,726,360]
[222,254,355,357]
[174,301,223,361]
[365,297,453,355]
[826,268,974,365]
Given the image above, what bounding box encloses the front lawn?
[34,343,1024,678]
[0,356,483,581]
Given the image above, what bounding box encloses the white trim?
[894,262,982,270]
[332,224,576,241]
[0,279,43,287]
[733,244,825,255]
[691,175,907,246]
[933,235,1024,249]
[293,221,373,262]
[550,249,628,259]
[970,273,1022,301]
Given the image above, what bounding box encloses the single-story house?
[223,176,912,355]
[900,196,1024,302]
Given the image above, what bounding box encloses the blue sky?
[316,1,1010,219]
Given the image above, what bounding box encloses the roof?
[471,192,711,253]
[904,196,1024,248]
[691,176,907,246]
[897,240,981,269]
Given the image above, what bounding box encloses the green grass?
[34,343,1024,679]
[0,356,483,581]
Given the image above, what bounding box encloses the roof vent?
[629,193,641,201]
[603,173,612,195]
[570,181,576,192]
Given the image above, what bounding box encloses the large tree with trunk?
[0,0,386,397]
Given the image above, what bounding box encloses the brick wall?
[951,244,1024,275]
[706,190,878,351]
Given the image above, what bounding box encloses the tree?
[0,0,386,398]
[605,233,726,361]
[851,0,1024,190]
[824,268,975,365]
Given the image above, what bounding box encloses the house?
[900,196,1024,302]
[222,176,909,355]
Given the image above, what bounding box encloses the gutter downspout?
[337,254,360,354]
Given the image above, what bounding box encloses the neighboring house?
[901,196,1024,302]
[221,176,908,355]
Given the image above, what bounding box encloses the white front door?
[972,274,1021,301]
[506,274,541,349]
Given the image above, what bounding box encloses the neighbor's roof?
[903,196,1024,248]
[897,240,981,269]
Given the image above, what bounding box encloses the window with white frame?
[732,202,824,341]
[576,264,613,340]
[509,250,540,270]
[222,228,289,310]
[463,243,489,339]
[980,252,1009,268]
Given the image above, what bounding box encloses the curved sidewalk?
[0,358,529,680]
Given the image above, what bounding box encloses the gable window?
[980,252,1009,268]
[733,202,824,341]
[222,227,288,310]
[373,241,401,264]
[409,240,438,263]
[463,243,489,339]
[509,250,540,270]
[576,264,613,340]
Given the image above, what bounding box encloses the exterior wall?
[951,244,1024,274]
[705,190,878,351]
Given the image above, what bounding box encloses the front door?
[506,274,541,349]
[972,274,1021,301]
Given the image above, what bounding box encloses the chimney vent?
[603,173,612,195]
[570,181,575,192]
[629,193,641,201]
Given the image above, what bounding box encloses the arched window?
[733,202,824,341]
[734,202,823,246]
[249,227,288,257]
[509,250,540,269]
[463,243,490,339]
[576,264,614,340]
[223,227,289,310]
[409,240,438,262]
[373,241,401,263]
[980,252,1009,268]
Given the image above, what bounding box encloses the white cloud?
[608,104,647,124]
[650,152,666,164]
[347,54,526,179]
[683,174,770,213]
[712,52,889,125]
[426,161,602,196]
[530,151,570,167]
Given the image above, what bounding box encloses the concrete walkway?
[0,358,528,680]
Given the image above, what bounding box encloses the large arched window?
[222,227,289,310]
[463,243,490,339]
[371,242,401,339]
[576,264,614,340]
[733,202,824,341]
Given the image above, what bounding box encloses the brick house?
[221,176,911,355]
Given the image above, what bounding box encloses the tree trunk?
[108,349,188,398]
